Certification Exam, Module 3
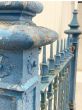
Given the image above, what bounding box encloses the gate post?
[0,1,58,110]
[65,9,81,110]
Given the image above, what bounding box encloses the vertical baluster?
[58,71,63,110]
[48,43,55,72]
[64,39,67,58]
[51,41,60,110]
[48,43,54,110]
[60,66,67,110]
[62,39,69,110]
[43,46,47,64]
[47,82,53,110]
[54,40,60,68]
[66,66,70,110]
[65,9,81,110]
[60,40,66,110]
[65,36,71,58]
[63,36,72,110]
[66,36,72,110]
[59,39,65,110]
[59,68,67,110]
[67,35,71,56]
[53,76,58,110]
[61,70,64,110]
[63,68,68,110]
[41,46,49,82]
[62,66,70,110]
[41,91,47,110]
[54,40,62,110]
[60,39,65,62]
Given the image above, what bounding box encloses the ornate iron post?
[0,1,58,110]
[65,9,81,110]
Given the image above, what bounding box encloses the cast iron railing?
[40,9,81,110]
[0,2,81,110]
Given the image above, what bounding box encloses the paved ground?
[76,71,82,110]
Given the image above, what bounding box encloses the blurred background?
[33,1,82,110]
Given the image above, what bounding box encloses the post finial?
[64,9,82,35]
[69,9,79,29]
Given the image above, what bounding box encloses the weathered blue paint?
[65,9,82,110]
[0,2,58,50]
[40,19,75,110]
[0,1,58,110]
[40,49,73,110]
[41,46,49,82]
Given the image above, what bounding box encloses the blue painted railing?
[0,2,81,110]
[40,9,81,110]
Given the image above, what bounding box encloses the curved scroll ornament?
[0,55,14,78]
